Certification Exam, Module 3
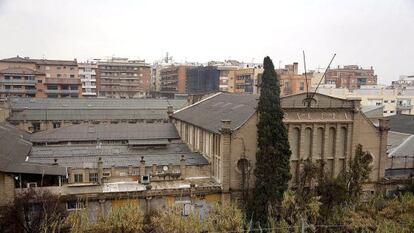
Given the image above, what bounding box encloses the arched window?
[291,127,301,159]
[328,127,336,157]
[304,127,313,159]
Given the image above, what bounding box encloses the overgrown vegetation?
[1,148,414,233]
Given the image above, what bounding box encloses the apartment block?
[325,65,377,90]
[231,67,264,94]
[159,65,190,98]
[217,66,238,93]
[278,63,312,96]
[97,58,151,98]
[316,85,414,116]
[0,56,81,98]
[38,59,80,98]
[78,62,97,97]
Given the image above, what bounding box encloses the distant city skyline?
[0,0,413,84]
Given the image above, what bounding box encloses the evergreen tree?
[249,56,292,227]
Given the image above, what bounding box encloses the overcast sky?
[0,0,413,84]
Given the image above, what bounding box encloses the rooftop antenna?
[303,53,336,108]
[303,51,309,98]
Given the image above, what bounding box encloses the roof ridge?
[173,92,222,114]
[389,134,414,157]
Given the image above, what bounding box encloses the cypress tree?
[249,56,292,227]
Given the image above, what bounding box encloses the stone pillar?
[68,167,74,184]
[152,164,157,175]
[378,118,389,180]
[323,125,330,160]
[98,157,103,185]
[219,119,232,192]
[84,168,90,183]
[333,123,341,176]
[311,123,318,163]
[140,156,146,176]
[345,123,353,168]
[167,105,174,122]
[111,166,116,177]
[180,155,186,179]
[99,199,106,217]
[128,165,133,175]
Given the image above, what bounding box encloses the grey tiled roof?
[388,131,414,157]
[172,92,356,134]
[387,114,414,135]
[29,143,209,168]
[173,93,258,133]
[8,98,187,121]
[9,97,187,110]
[0,122,66,175]
[30,123,180,143]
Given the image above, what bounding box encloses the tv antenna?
[302,52,336,108]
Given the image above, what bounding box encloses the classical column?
[140,157,146,177]
[180,155,186,179]
[97,157,103,185]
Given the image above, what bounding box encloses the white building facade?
[78,62,97,97]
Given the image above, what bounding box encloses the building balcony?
[45,78,80,85]
[44,89,79,94]
[82,92,97,96]
[396,104,412,110]
[79,70,96,75]
[80,78,96,82]
[82,85,97,89]
[0,89,37,94]
[0,79,36,84]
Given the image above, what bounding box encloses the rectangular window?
[384,100,388,103]
[66,201,85,210]
[32,122,41,132]
[70,74,75,78]
[57,74,62,78]
[89,173,98,183]
[53,122,61,128]
[74,174,83,183]
[299,82,305,91]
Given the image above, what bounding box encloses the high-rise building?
[78,62,97,97]
[185,66,220,95]
[97,58,151,98]
[325,65,377,90]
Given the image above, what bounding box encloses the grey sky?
[0,0,413,84]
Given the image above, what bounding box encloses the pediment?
[281,93,356,109]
